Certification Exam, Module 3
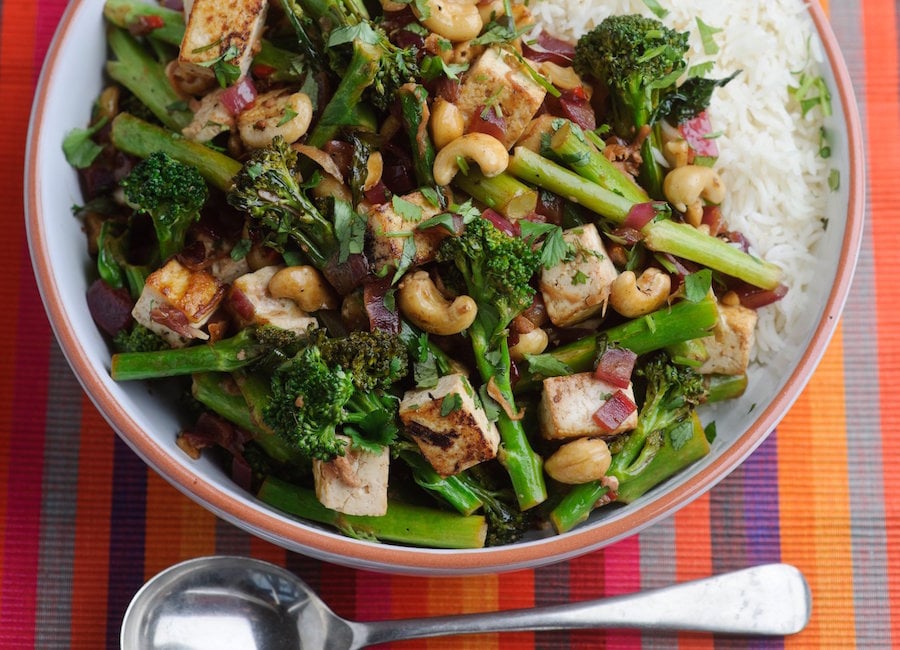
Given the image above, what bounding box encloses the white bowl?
[25,0,864,574]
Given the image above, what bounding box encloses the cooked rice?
[530,0,831,365]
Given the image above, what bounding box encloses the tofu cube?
[698,303,758,375]
[227,266,317,335]
[313,436,389,516]
[539,223,618,328]
[399,374,500,477]
[179,0,268,88]
[132,258,225,347]
[539,372,638,440]
[367,191,449,275]
[455,47,547,149]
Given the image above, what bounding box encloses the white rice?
[530,0,831,365]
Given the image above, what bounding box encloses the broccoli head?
[264,345,356,461]
[609,352,708,481]
[113,323,169,353]
[226,136,338,269]
[263,336,403,462]
[437,215,541,335]
[120,151,208,261]
[311,328,410,391]
[573,14,689,137]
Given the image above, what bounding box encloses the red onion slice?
[220,77,257,116]
[592,389,637,433]
[594,348,637,389]
[624,201,664,230]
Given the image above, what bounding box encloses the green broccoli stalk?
[454,465,534,546]
[226,136,368,292]
[280,0,418,112]
[257,475,488,548]
[111,326,303,381]
[110,113,242,191]
[572,14,689,198]
[227,137,337,267]
[119,151,208,262]
[105,27,193,132]
[549,353,709,533]
[514,293,719,393]
[437,215,547,510]
[507,146,783,289]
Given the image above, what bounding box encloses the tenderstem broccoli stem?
[397,449,484,516]
[110,113,242,191]
[508,147,784,289]
[643,220,783,290]
[398,84,441,199]
[105,27,193,132]
[548,121,649,205]
[453,170,538,221]
[514,295,719,393]
[469,318,547,510]
[508,147,634,221]
[104,0,186,46]
[112,329,264,380]
[550,412,709,533]
[305,41,380,149]
[191,372,303,464]
[257,476,488,548]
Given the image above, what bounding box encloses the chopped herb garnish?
[828,168,841,192]
[695,18,722,55]
[277,107,299,126]
[392,195,424,222]
[62,117,108,169]
[333,199,366,263]
[440,392,463,416]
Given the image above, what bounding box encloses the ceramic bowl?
[25,0,864,574]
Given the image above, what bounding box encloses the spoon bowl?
[122,556,811,649]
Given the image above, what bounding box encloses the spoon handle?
[352,563,810,647]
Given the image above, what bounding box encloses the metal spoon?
[120,555,811,649]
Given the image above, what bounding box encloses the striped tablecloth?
[3,0,894,647]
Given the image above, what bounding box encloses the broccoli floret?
[311,328,410,391]
[120,151,208,261]
[607,352,708,482]
[263,339,402,462]
[459,465,534,546]
[437,215,547,510]
[438,215,540,337]
[113,323,169,353]
[573,14,689,198]
[227,137,339,270]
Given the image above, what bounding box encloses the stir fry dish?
[67,0,787,548]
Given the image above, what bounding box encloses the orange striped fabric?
[1,0,894,647]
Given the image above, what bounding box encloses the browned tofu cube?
[313,435,389,516]
[539,372,638,440]
[366,191,450,275]
[399,374,500,477]
[132,258,225,347]
[539,224,618,328]
[179,0,268,88]
[698,303,758,375]
[455,47,547,149]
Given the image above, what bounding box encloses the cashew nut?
[663,165,726,227]
[544,438,612,484]
[311,176,353,203]
[267,265,339,312]
[416,0,484,42]
[509,328,549,362]
[538,61,583,91]
[363,151,384,191]
[379,0,407,10]
[477,0,534,31]
[433,133,510,186]
[397,271,477,335]
[609,268,672,318]
[238,89,313,149]
[429,98,466,150]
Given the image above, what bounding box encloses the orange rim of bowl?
[25,0,865,574]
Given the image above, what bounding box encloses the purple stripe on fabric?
[638,516,678,649]
[828,1,892,645]
[32,0,67,75]
[532,553,570,649]
[0,261,52,648]
[742,431,781,566]
[354,569,391,623]
[286,551,324,596]
[214,517,253,556]
[104,437,147,649]
[36,345,85,649]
